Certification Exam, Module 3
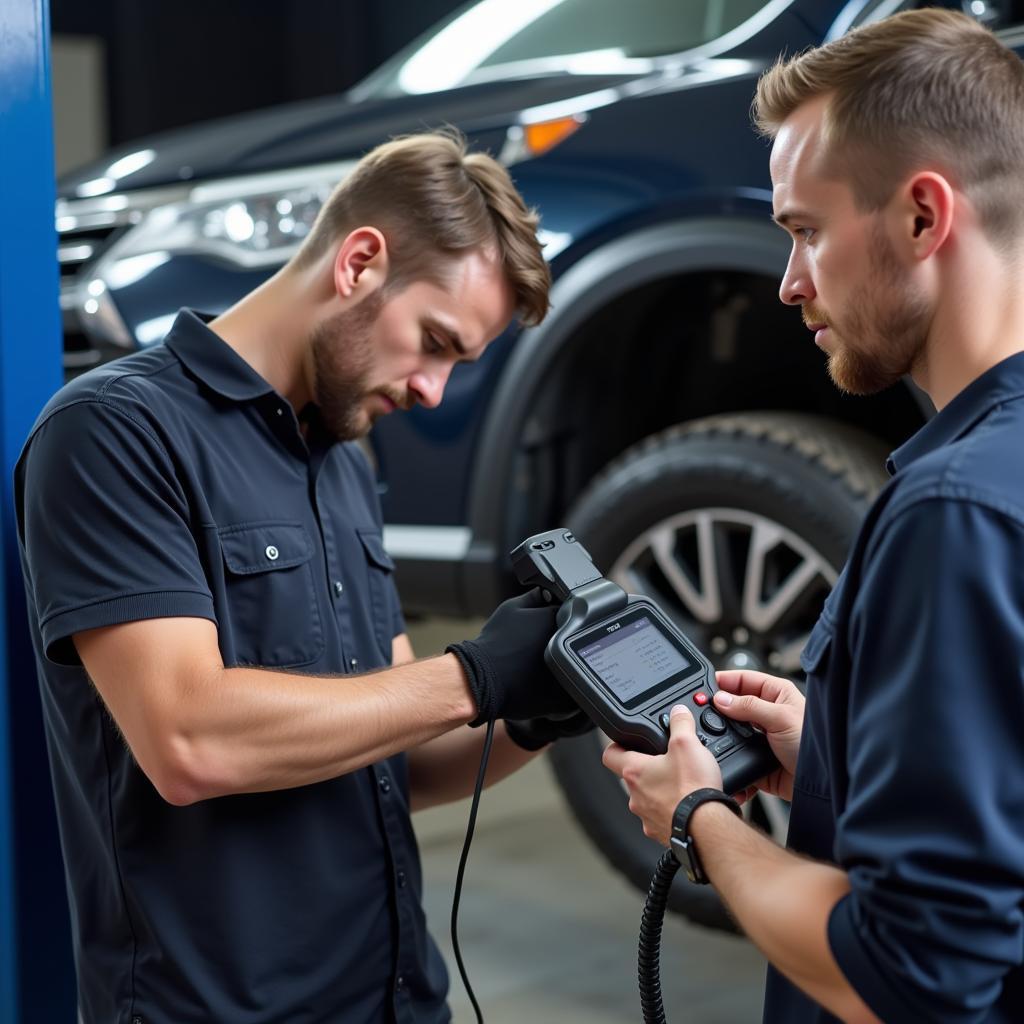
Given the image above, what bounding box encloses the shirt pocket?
[218,521,324,668]
[793,612,835,807]
[800,612,835,679]
[356,527,397,661]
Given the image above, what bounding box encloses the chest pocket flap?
[356,528,396,660]
[800,614,835,677]
[221,522,312,574]
[356,528,395,571]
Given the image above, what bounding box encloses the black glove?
[504,709,596,751]
[446,589,578,726]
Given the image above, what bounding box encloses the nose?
[779,247,815,307]
[408,365,451,410]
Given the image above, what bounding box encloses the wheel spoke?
[647,517,722,623]
[741,520,826,634]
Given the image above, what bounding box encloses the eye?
[423,331,444,355]
[796,226,816,243]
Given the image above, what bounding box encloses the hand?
[602,705,722,846]
[712,670,805,803]
[504,709,594,751]
[446,589,577,726]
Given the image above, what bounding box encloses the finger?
[667,705,700,755]
[715,670,792,702]
[601,741,628,776]
[668,703,696,739]
[712,690,791,731]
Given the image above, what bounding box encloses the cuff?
[41,590,216,666]
[827,892,926,1024]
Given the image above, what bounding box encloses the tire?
[548,411,889,931]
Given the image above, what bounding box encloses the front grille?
[55,186,187,378]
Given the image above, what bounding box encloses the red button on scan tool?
[693,692,708,706]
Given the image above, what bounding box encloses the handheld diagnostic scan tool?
[512,528,778,795]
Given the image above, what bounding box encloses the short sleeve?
[386,575,406,642]
[16,399,215,666]
[829,497,1024,1023]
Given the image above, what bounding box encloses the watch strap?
[670,787,742,884]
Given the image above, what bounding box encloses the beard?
[806,222,931,396]
[309,293,406,442]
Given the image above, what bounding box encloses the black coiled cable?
[638,849,681,1024]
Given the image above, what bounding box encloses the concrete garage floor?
[407,618,768,1023]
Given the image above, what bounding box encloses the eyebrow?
[425,316,468,358]
[772,209,816,228]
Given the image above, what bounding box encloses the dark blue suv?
[53,0,1024,929]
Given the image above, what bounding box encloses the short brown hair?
[291,130,551,325]
[753,8,1024,250]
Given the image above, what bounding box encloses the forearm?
[691,804,878,1024]
[407,722,540,811]
[167,654,476,802]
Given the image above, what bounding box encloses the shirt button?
[397,870,407,888]
[333,580,344,596]
[395,975,405,992]
[350,657,358,670]
[276,406,284,416]
[265,545,279,561]
[378,775,391,795]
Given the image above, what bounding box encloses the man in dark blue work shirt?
[603,10,1024,1023]
[15,132,585,1024]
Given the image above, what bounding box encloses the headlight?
[103,160,358,270]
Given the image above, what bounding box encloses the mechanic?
[603,10,1024,1023]
[15,131,584,1024]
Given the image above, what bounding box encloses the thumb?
[668,703,695,738]
[713,690,790,732]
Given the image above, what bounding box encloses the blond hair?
[292,130,550,325]
[753,8,1024,249]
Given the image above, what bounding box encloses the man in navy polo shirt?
[604,10,1024,1023]
[15,132,583,1023]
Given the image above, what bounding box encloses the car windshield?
[353,0,772,98]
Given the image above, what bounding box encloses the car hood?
[57,72,643,198]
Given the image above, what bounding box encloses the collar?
[887,350,1024,475]
[164,309,276,402]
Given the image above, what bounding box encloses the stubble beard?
[309,294,403,442]
[814,223,932,396]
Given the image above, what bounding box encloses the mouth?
[805,322,830,349]
[374,392,413,415]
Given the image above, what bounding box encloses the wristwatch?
[670,787,742,884]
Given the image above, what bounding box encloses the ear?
[332,227,389,301]
[900,172,954,261]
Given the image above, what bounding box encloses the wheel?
[548,412,889,931]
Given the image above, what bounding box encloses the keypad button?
[693,691,708,706]
[659,712,671,730]
[712,735,736,757]
[700,709,727,735]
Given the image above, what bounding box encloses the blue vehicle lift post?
[0,0,77,1020]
